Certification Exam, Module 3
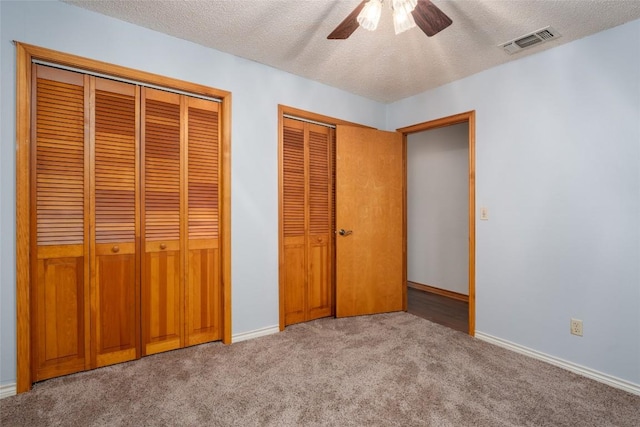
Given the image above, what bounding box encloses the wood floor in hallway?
[407,287,469,334]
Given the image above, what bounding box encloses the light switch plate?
[480,207,489,220]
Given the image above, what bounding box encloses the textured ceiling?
[66,0,640,103]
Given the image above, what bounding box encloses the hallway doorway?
[398,111,475,335]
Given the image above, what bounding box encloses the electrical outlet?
[570,318,583,336]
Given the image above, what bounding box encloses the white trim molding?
[0,383,17,399]
[232,325,279,343]
[476,332,640,396]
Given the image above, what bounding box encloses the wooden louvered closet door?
[30,64,224,382]
[91,77,140,367]
[281,118,334,326]
[31,65,90,381]
[141,88,184,355]
[185,97,222,346]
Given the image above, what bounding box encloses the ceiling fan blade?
[412,0,452,37]
[327,1,367,39]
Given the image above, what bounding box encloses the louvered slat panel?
[95,89,136,243]
[188,106,219,239]
[283,126,305,237]
[309,129,330,235]
[36,78,84,245]
[331,129,336,234]
[145,99,181,241]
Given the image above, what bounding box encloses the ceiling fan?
[328,0,452,39]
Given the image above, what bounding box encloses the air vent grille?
[536,29,555,40]
[500,26,561,55]
[515,35,541,48]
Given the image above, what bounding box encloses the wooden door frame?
[397,111,476,336]
[15,42,233,393]
[277,105,372,331]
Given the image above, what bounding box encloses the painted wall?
[389,20,640,385]
[407,124,469,295]
[0,0,386,386]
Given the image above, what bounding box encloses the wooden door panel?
[283,236,306,325]
[282,120,306,325]
[34,249,86,380]
[144,245,182,355]
[94,244,137,367]
[186,240,221,346]
[92,77,139,367]
[307,236,331,320]
[32,65,89,381]
[185,98,221,346]
[142,88,184,355]
[307,126,333,320]
[336,126,404,317]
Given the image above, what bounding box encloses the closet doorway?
[278,106,405,329]
[15,43,232,393]
[398,112,476,335]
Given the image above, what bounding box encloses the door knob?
[111,245,120,253]
[160,243,167,250]
[338,229,353,236]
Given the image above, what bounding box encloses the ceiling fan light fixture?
[392,3,417,34]
[328,0,451,40]
[357,0,383,31]
[393,0,418,15]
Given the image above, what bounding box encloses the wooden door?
[335,126,405,317]
[90,77,140,367]
[141,88,184,355]
[281,118,334,326]
[31,65,90,380]
[185,97,222,346]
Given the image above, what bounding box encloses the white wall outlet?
[480,207,489,220]
[570,318,583,336]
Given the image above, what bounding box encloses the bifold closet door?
[31,64,223,381]
[141,89,222,352]
[31,65,90,381]
[91,77,140,367]
[282,118,334,326]
[31,66,141,379]
[141,88,184,356]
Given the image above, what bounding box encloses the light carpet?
[1,312,638,426]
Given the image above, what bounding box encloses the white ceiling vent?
[500,26,561,55]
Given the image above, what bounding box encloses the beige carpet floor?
[1,312,638,426]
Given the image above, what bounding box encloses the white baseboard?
[232,325,279,343]
[0,383,17,399]
[475,332,640,396]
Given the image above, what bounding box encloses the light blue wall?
[388,19,640,384]
[0,0,386,386]
[2,0,639,388]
